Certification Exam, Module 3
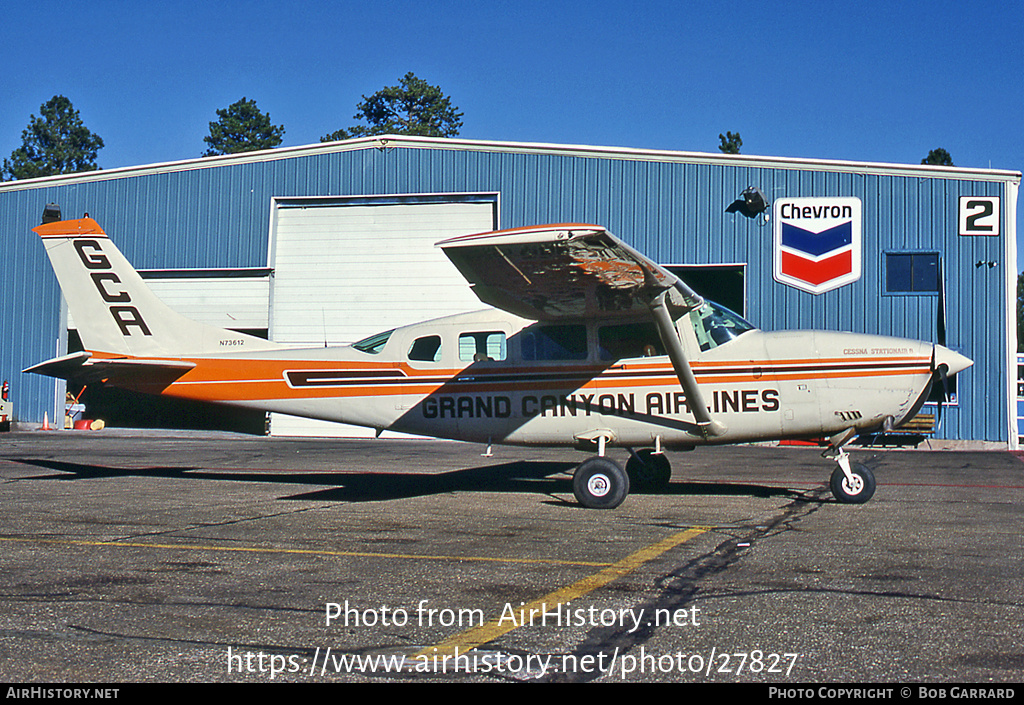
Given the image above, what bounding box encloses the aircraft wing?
[24,351,196,386]
[439,224,725,437]
[437,224,703,321]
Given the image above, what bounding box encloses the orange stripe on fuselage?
[86,350,932,404]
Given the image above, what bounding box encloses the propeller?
[930,344,971,433]
[934,360,949,432]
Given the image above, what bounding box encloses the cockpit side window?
[598,322,664,360]
[688,302,755,352]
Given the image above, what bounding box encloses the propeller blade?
[930,343,971,435]
[935,363,949,431]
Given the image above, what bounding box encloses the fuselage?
[100,304,954,448]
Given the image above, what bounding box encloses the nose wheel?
[828,448,876,504]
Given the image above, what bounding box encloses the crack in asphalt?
[542,487,829,682]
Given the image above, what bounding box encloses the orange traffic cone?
[40,412,51,431]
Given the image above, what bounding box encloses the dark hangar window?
[885,253,940,294]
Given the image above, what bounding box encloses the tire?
[830,463,876,504]
[573,457,630,509]
[625,448,671,492]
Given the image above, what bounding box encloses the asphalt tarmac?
[0,430,1021,684]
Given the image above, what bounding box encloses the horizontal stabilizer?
[25,352,195,387]
[23,351,94,379]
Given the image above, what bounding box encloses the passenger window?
[599,322,664,360]
[459,332,507,362]
[408,335,442,362]
[352,329,394,354]
[521,325,588,361]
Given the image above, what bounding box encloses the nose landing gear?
[826,447,876,504]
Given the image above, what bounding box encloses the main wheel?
[625,449,671,492]
[830,463,876,504]
[573,457,630,509]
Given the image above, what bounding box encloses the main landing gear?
[572,446,673,509]
[573,457,630,509]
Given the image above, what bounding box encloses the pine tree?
[2,96,104,180]
[321,73,463,142]
[204,98,285,156]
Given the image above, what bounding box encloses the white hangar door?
[268,195,499,437]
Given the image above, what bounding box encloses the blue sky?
[3,1,1021,249]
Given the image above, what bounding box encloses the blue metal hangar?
[0,136,1018,445]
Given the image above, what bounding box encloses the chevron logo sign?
[773,197,862,294]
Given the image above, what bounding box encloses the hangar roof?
[0,135,1019,193]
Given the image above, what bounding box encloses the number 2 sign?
[959,196,1000,236]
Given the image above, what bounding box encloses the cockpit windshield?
[688,301,756,351]
[352,329,394,354]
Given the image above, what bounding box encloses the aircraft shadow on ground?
[12,458,806,504]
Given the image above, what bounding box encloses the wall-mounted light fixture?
[725,186,769,219]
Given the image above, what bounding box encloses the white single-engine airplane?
[26,210,971,509]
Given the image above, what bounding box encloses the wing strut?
[649,291,727,438]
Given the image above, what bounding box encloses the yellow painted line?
[416,527,709,659]
[0,535,610,568]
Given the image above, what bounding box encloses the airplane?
[24,208,972,509]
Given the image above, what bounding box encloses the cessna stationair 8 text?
[26,207,971,508]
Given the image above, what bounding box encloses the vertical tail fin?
[33,216,277,357]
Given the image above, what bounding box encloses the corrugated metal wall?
[0,138,1016,441]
